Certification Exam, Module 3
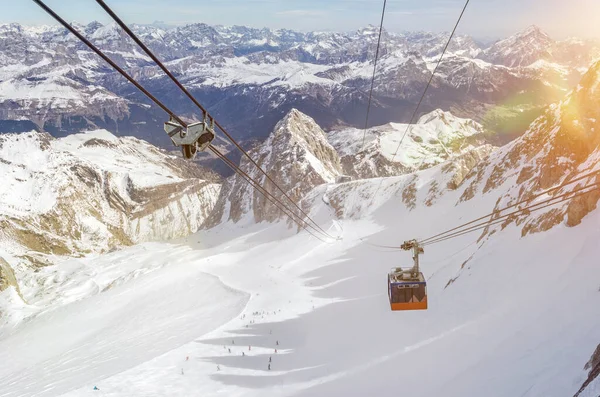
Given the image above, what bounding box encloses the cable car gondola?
[388,240,427,311]
[164,115,216,160]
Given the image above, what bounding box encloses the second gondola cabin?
[388,268,427,311]
[388,239,428,311]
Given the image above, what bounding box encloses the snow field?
[1,192,599,397]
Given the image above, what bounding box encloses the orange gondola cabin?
[388,240,428,311]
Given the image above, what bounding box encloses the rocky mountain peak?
[329,109,488,179]
[206,109,342,226]
[357,25,381,36]
[519,25,548,38]
[481,24,554,67]
[273,109,329,145]
[84,20,105,35]
[268,108,342,181]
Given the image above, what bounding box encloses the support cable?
[94,0,334,239]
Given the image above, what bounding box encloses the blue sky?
[3,0,600,40]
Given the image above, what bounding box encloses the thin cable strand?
[420,170,600,244]
[423,184,600,246]
[95,0,333,239]
[209,146,331,242]
[360,0,387,151]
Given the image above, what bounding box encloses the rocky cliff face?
[574,344,600,397]
[0,129,220,299]
[206,109,341,226]
[457,59,600,237]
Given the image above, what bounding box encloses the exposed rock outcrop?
[206,109,341,226]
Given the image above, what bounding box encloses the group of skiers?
[217,338,280,371]
[94,337,280,391]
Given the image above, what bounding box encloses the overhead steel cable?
[421,187,599,246]
[94,0,335,240]
[31,0,187,128]
[421,182,600,246]
[31,0,335,241]
[360,0,387,151]
[368,180,600,249]
[419,169,600,244]
[368,182,600,251]
[208,146,330,242]
[388,0,471,163]
[360,0,471,219]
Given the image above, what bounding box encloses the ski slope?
[1,180,599,397]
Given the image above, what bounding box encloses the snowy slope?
[0,129,220,326]
[1,150,599,397]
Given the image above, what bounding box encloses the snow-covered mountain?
[0,129,220,254]
[207,109,342,226]
[480,25,554,67]
[328,109,493,178]
[1,22,598,152]
[0,129,220,324]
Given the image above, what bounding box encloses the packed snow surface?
[1,172,599,397]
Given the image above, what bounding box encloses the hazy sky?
[3,0,600,40]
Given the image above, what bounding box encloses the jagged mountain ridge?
[1,22,598,153]
[206,109,342,227]
[206,108,494,226]
[305,60,600,240]
[0,130,220,289]
[204,46,600,227]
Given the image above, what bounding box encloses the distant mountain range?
[0,22,598,155]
